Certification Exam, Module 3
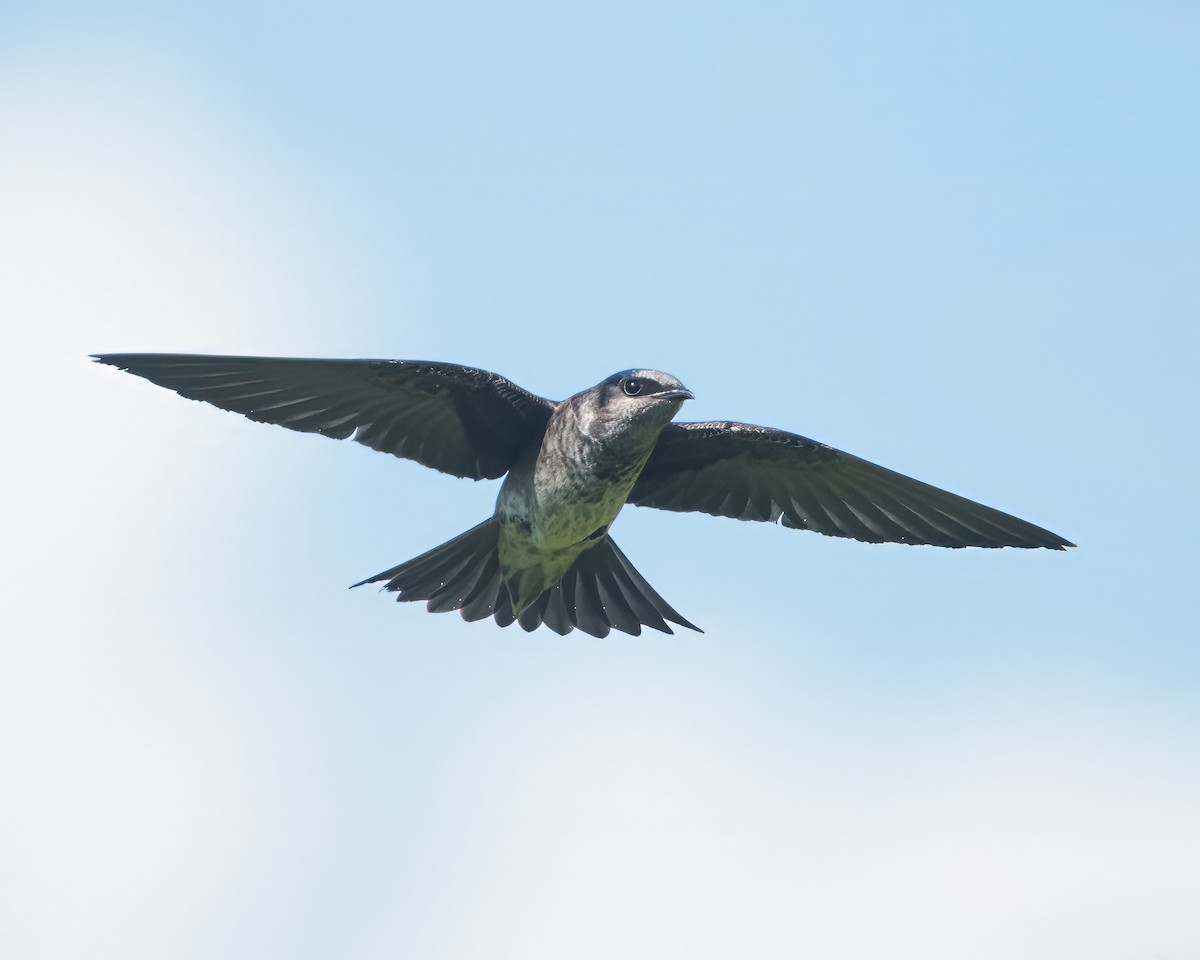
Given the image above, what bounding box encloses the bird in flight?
[93,353,1073,637]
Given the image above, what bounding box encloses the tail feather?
[427,549,496,613]
[517,602,542,633]
[603,542,684,633]
[593,565,644,636]
[458,560,504,621]
[350,523,483,594]
[540,587,573,636]
[353,519,701,637]
[351,519,501,605]
[569,537,701,637]
[566,561,609,637]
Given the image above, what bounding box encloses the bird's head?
[558,370,694,451]
[606,369,693,407]
[576,369,693,436]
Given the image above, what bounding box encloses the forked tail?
[352,518,701,638]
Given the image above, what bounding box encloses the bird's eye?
[622,378,642,397]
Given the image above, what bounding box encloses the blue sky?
[2,2,1197,957]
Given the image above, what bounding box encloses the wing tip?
[91,353,137,371]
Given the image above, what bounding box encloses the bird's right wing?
[93,353,555,480]
[629,421,1074,549]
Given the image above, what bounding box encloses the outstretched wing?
[93,353,554,480]
[630,421,1074,549]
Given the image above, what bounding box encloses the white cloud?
[0,38,385,959]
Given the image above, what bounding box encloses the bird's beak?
[653,387,694,401]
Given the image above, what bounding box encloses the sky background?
[2,2,1197,958]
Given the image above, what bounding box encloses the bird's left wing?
[629,421,1074,549]
[93,353,554,480]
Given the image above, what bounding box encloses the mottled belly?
[495,463,639,614]
[496,521,585,615]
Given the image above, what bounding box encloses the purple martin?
[92,354,1073,637]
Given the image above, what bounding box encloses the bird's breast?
[491,397,668,612]
[527,424,648,547]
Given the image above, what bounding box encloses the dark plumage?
[93,353,1074,636]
